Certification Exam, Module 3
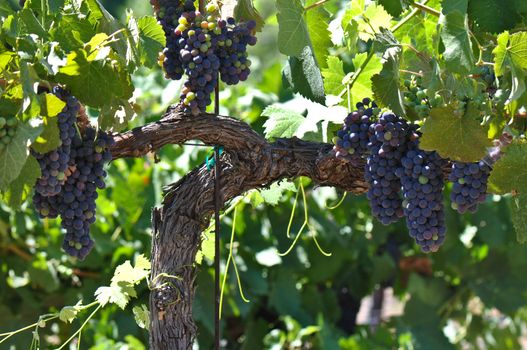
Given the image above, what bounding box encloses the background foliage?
[1,0,527,349]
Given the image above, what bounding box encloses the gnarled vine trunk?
[111,106,369,349]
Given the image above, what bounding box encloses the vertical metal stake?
[213,79,221,350]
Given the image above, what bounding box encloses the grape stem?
[0,315,59,343]
[408,1,440,17]
[55,304,102,350]
[391,0,431,33]
[305,0,330,11]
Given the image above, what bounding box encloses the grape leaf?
[276,0,310,58]
[40,93,66,118]
[31,93,66,153]
[111,258,150,286]
[347,52,383,108]
[439,0,474,74]
[133,305,150,330]
[54,14,97,52]
[0,123,42,191]
[129,16,166,69]
[511,194,527,244]
[468,0,520,34]
[282,46,325,104]
[86,0,127,57]
[0,1,14,17]
[493,31,527,76]
[59,301,84,324]
[259,180,297,206]
[488,141,527,195]
[322,56,345,96]
[95,285,131,309]
[358,3,393,41]
[234,0,265,32]
[305,0,331,69]
[378,0,404,17]
[18,8,47,39]
[262,105,305,139]
[2,155,40,208]
[419,106,491,162]
[371,48,405,115]
[57,48,133,108]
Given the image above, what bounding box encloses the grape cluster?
[449,132,512,214]
[403,76,443,118]
[31,88,113,259]
[0,115,18,152]
[333,98,377,158]
[449,161,491,214]
[33,87,78,196]
[365,111,412,225]
[33,127,113,260]
[216,18,256,85]
[60,129,113,259]
[153,1,257,114]
[396,141,447,252]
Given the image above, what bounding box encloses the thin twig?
[392,0,431,33]
[409,1,440,17]
[305,0,330,11]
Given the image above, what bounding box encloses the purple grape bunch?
[153,1,257,115]
[60,128,114,259]
[215,17,257,85]
[33,87,78,196]
[32,89,114,260]
[333,98,377,158]
[365,110,413,225]
[396,140,447,252]
[449,161,491,214]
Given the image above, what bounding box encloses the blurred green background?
[1,1,527,349]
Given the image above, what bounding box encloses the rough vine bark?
[111,106,368,349]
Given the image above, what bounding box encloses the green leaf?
[40,93,66,118]
[358,3,392,41]
[135,254,151,271]
[2,155,40,208]
[95,285,131,309]
[53,14,97,52]
[440,0,474,74]
[31,93,66,153]
[132,305,150,330]
[99,99,137,132]
[282,46,326,104]
[129,16,166,69]
[305,0,331,69]
[348,52,383,108]
[276,0,309,57]
[259,180,297,206]
[18,8,47,39]
[234,0,265,32]
[511,194,527,244]
[0,123,42,191]
[57,48,133,107]
[322,56,345,96]
[59,301,84,324]
[378,0,404,17]
[111,258,151,286]
[488,141,527,194]
[371,48,405,115]
[262,105,305,139]
[493,31,527,76]
[196,230,215,264]
[468,0,520,34]
[419,106,491,162]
